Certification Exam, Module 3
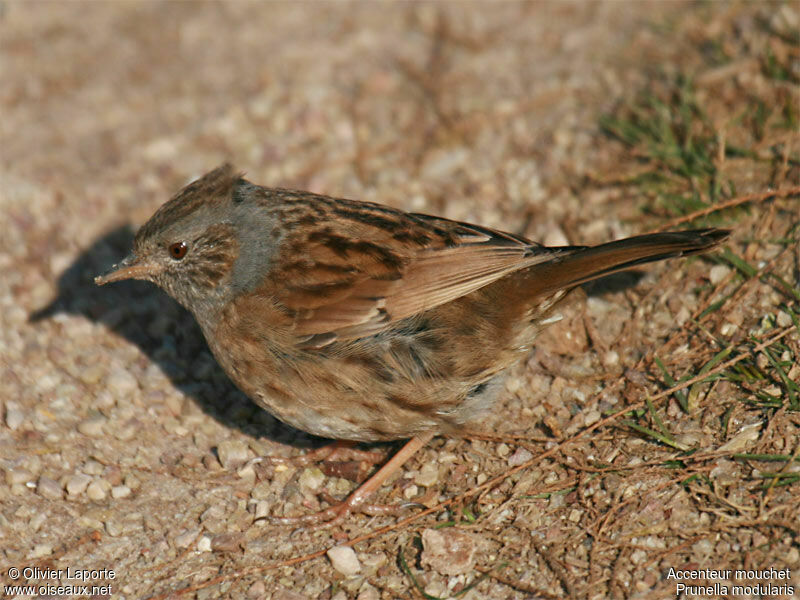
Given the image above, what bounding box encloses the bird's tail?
[523,228,730,297]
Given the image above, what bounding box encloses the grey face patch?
[229,200,282,294]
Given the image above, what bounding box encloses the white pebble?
[404,484,419,499]
[28,544,54,559]
[298,467,326,493]
[252,500,270,521]
[105,369,139,398]
[414,462,439,487]
[197,535,213,552]
[327,545,361,576]
[66,473,92,496]
[82,459,104,475]
[5,467,33,486]
[86,479,109,501]
[709,265,730,285]
[111,485,132,499]
[603,350,619,367]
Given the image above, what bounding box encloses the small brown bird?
[96,164,728,523]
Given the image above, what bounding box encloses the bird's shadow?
[30,225,328,452]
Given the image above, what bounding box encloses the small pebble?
[82,459,105,475]
[718,422,761,452]
[202,502,227,522]
[111,485,132,499]
[603,350,619,367]
[78,417,106,437]
[421,528,478,575]
[252,500,270,521]
[174,529,201,548]
[237,463,256,483]
[298,467,326,493]
[28,544,53,559]
[250,481,272,500]
[216,439,251,470]
[86,479,109,501]
[357,585,379,600]
[164,393,185,416]
[197,536,212,552]
[94,390,116,409]
[359,552,387,576]
[66,473,93,496]
[414,462,439,487]
[115,421,139,441]
[583,410,601,427]
[247,580,267,599]
[37,476,63,500]
[211,532,244,552]
[105,518,124,537]
[327,545,361,576]
[507,447,533,466]
[5,403,24,430]
[6,467,33,486]
[106,369,139,397]
[403,484,419,499]
[776,310,792,328]
[709,264,730,285]
[79,364,106,385]
[29,513,46,532]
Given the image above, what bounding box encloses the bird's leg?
[271,431,435,527]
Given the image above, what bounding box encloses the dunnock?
[96,164,729,523]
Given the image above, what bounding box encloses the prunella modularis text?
[96,164,729,523]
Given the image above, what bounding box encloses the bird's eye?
[168,242,188,260]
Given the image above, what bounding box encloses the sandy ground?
[2,2,798,599]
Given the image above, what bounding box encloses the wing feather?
[266,206,563,344]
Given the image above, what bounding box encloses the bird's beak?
[94,253,156,285]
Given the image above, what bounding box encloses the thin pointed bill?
[94,254,155,285]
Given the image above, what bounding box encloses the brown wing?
[264,196,564,346]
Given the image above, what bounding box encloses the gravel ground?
[2,2,798,599]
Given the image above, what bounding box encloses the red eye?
[168,242,188,260]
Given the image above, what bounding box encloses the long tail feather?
[524,228,730,297]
